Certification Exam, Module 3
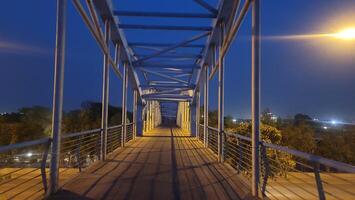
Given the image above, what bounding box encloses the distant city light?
[323,126,328,130]
[27,152,32,157]
[232,119,237,123]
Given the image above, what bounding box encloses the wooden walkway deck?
[51,127,252,200]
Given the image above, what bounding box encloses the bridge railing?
[0,123,136,199]
[207,126,218,154]
[0,138,51,199]
[198,124,204,142]
[126,123,134,142]
[223,130,355,200]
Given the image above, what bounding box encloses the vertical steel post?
[251,0,261,197]
[121,63,128,147]
[203,65,209,147]
[196,91,200,139]
[49,0,67,195]
[218,21,225,163]
[133,89,138,139]
[100,19,110,161]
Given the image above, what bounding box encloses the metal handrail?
[224,131,355,172]
[261,142,355,173]
[62,128,102,139]
[107,125,122,130]
[207,126,218,132]
[0,137,51,153]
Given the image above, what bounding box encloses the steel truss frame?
[50,0,261,198]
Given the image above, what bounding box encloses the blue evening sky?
[0,0,354,121]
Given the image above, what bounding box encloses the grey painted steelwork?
[119,24,213,31]
[133,90,138,139]
[114,10,216,18]
[196,91,200,139]
[217,21,225,163]
[100,19,110,161]
[251,0,261,196]
[129,42,205,48]
[49,0,67,195]
[203,65,209,148]
[121,63,128,147]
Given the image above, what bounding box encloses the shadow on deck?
[50,126,253,200]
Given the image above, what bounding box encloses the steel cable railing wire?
[0,124,136,199]
[207,126,218,154]
[126,123,134,142]
[107,125,122,154]
[198,124,204,142]
[0,138,51,199]
[223,130,355,200]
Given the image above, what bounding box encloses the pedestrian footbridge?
[0,0,354,199]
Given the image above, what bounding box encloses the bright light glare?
[232,119,237,122]
[332,28,355,40]
[27,152,32,157]
[331,120,337,125]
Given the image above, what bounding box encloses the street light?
[332,28,355,40]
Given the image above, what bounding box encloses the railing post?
[261,143,270,197]
[251,0,261,197]
[218,21,225,163]
[196,91,200,139]
[203,65,209,148]
[121,62,128,147]
[313,163,326,200]
[100,19,110,161]
[49,0,67,195]
[133,89,138,139]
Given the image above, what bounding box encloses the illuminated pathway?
[50,127,252,200]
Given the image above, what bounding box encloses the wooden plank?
[51,127,250,200]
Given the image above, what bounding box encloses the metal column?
[100,19,110,161]
[203,65,209,147]
[218,22,225,162]
[121,63,128,147]
[49,0,67,194]
[251,0,261,197]
[196,91,200,139]
[133,89,138,139]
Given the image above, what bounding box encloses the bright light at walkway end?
[332,28,355,40]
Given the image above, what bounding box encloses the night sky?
[0,0,354,121]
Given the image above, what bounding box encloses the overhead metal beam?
[134,31,210,64]
[209,0,251,79]
[193,0,218,14]
[139,68,189,84]
[92,0,143,103]
[129,42,204,48]
[149,80,183,84]
[135,63,201,69]
[136,54,202,59]
[119,24,212,31]
[140,85,194,89]
[144,88,192,96]
[72,0,123,78]
[191,0,242,104]
[143,97,191,102]
[114,10,216,18]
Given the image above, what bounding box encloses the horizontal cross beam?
[134,31,210,63]
[119,24,212,31]
[114,10,216,18]
[129,42,204,48]
[135,63,201,69]
[140,85,194,89]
